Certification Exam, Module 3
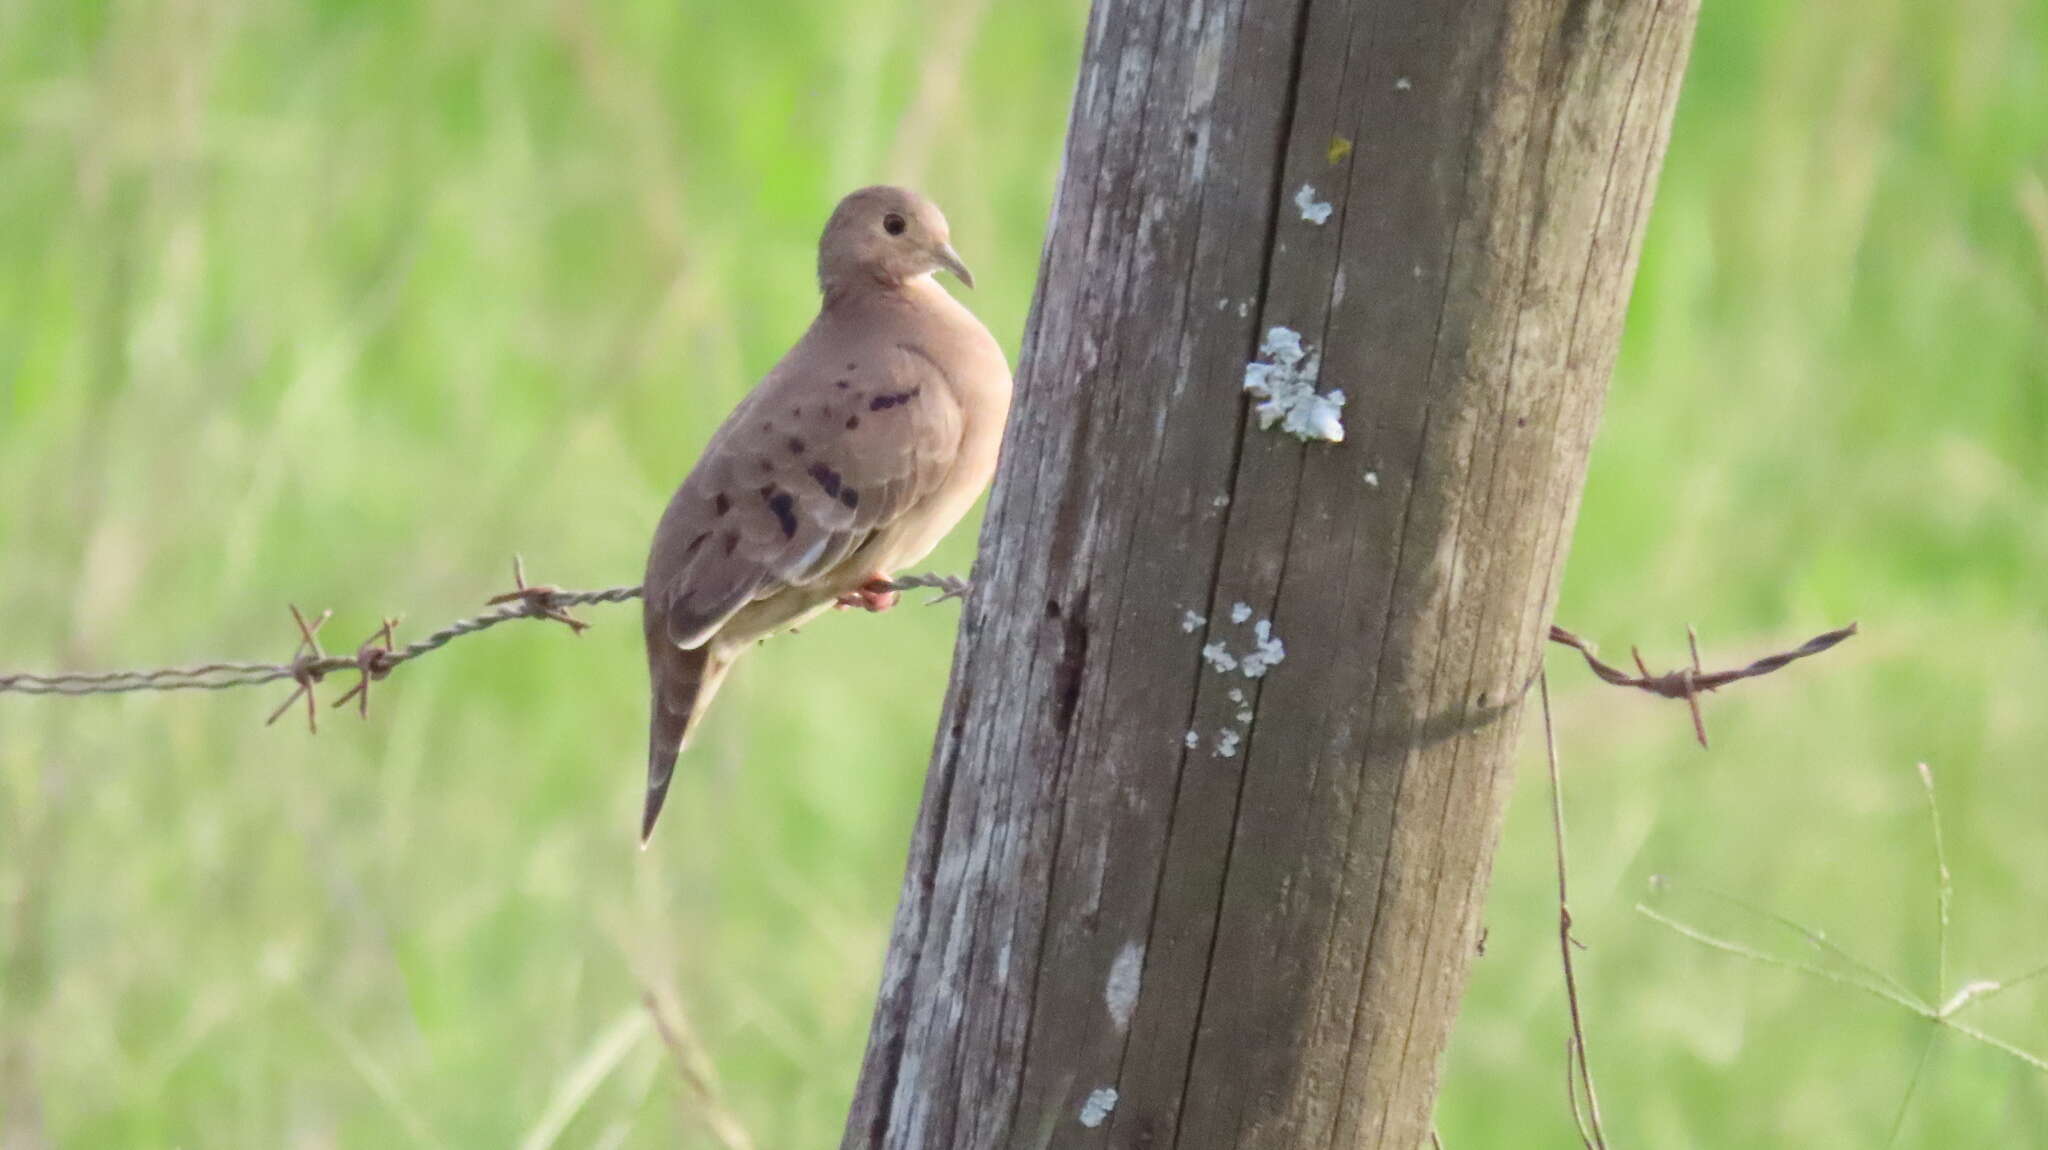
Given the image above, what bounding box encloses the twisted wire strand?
[3,567,1846,749]
[0,576,968,699]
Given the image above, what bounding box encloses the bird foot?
[835,577,900,613]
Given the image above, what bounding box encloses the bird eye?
[882,212,907,236]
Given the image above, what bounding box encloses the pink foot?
[835,576,900,612]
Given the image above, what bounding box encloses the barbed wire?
[0,558,1844,743]
[1546,621,1858,747]
[0,558,969,732]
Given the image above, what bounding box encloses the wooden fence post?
[844,1,1699,1145]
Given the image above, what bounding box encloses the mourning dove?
[638,186,1012,842]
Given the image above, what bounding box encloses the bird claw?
[835,577,900,613]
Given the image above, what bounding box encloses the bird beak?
[935,243,975,289]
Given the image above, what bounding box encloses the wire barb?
[484,554,591,634]
[263,605,332,733]
[331,617,401,719]
[1546,621,1857,747]
[268,605,335,728]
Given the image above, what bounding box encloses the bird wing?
[647,339,966,650]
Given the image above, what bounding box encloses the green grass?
[1,0,2043,1146]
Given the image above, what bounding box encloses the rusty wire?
[0,560,969,729]
[1545,621,1858,747]
[2,558,1842,743]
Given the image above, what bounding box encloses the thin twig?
[1639,768,2048,1088]
[1884,1027,1940,1149]
[516,1008,653,1150]
[1942,1019,2048,1074]
[641,990,756,1150]
[1541,669,1607,1149]
[1633,900,1929,1015]
[1653,877,1923,1007]
[1562,1036,1588,1147]
[1918,762,1952,1004]
[304,995,451,1150]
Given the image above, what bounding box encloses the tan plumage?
[639,186,1012,842]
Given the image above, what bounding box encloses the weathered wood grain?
[842,1,1699,1146]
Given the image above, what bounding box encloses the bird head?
[818,185,975,295]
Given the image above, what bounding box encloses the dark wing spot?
[846,415,860,430]
[756,458,773,473]
[787,436,806,454]
[807,462,841,497]
[722,530,739,555]
[839,487,860,510]
[765,491,799,538]
[846,361,857,371]
[869,387,921,412]
[834,379,849,389]
[713,492,731,516]
[683,531,709,557]
[793,406,803,417]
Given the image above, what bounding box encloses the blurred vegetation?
[0,0,2042,1146]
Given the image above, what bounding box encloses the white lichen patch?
[1201,641,1238,674]
[1181,609,1207,633]
[1363,469,1381,488]
[1212,493,1231,508]
[1243,326,1345,443]
[1262,325,1305,364]
[1294,182,1334,225]
[1105,942,1145,1029]
[1395,76,1413,91]
[1240,619,1287,679]
[1236,708,1254,724]
[1227,687,1245,704]
[1202,623,1285,681]
[1236,300,1249,318]
[1080,1087,1120,1129]
[1214,728,1242,758]
[1184,729,1201,749]
[1230,601,1253,624]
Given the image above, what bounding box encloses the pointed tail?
[643,644,733,844]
